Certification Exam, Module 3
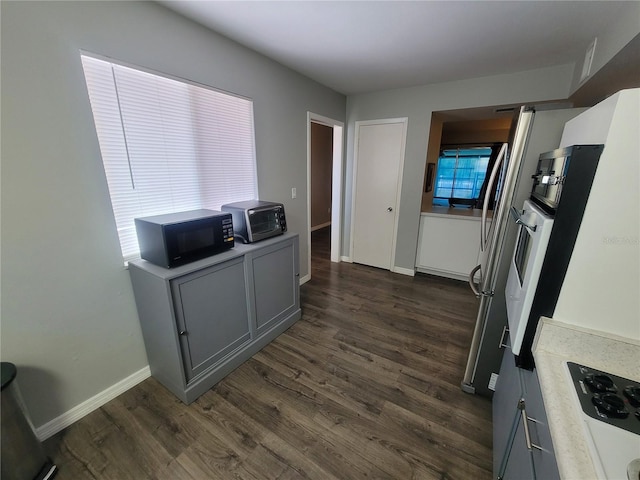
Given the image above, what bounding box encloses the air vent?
[581,38,597,83]
[494,107,516,114]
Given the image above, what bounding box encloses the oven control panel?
[567,362,640,436]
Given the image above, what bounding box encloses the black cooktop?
[567,362,640,436]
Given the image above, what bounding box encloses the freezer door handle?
[468,264,482,297]
[481,143,508,252]
[468,264,494,298]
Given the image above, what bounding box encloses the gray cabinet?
[129,233,301,403]
[493,351,559,480]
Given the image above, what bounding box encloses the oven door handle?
[509,206,537,233]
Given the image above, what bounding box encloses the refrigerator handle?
[468,264,482,297]
[481,143,508,252]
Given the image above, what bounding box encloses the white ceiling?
[160,1,635,96]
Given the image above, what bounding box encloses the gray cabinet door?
[249,238,299,336]
[522,369,560,480]
[172,256,251,381]
[501,413,535,480]
[493,350,523,477]
[493,351,559,480]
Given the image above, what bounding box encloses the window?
[432,147,491,207]
[81,54,258,263]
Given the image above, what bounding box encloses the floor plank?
[44,226,492,479]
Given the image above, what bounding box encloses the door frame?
[306,112,344,280]
[350,117,408,272]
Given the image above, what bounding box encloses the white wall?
[554,89,640,340]
[344,64,575,271]
[1,1,345,430]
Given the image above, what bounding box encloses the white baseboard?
[36,365,151,441]
[337,256,412,276]
[393,266,416,277]
[310,221,331,232]
[415,266,472,282]
[299,274,311,285]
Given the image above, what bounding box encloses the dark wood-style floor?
[44,227,492,479]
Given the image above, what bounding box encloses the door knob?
[387,207,393,212]
[179,330,188,336]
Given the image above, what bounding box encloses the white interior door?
[351,119,407,270]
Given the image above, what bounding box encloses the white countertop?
[533,318,640,480]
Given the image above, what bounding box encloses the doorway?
[306,112,344,281]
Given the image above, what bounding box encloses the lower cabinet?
[415,212,487,281]
[129,233,301,403]
[493,351,559,480]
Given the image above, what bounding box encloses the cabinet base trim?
[392,266,415,277]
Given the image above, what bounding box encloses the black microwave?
[134,209,234,268]
[221,200,287,244]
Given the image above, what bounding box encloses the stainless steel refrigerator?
[461,106,585,397]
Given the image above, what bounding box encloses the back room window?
[433,147,491,207]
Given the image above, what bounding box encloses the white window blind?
[81,54,258,263]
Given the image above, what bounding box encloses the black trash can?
[1,362,57,480]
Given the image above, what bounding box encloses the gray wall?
[568,2,640,95]
[1,1,345,428]
[343,63,575,271]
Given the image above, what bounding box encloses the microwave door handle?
[481,143,508,252]
[509,206,537,232]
